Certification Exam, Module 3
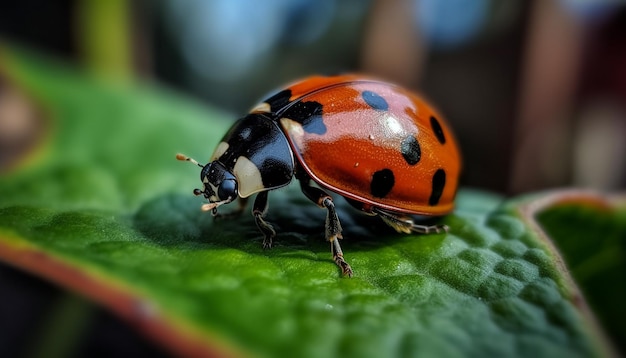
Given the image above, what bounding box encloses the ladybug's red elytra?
[177,74,461,277]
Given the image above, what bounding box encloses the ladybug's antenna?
[176,153,204,168]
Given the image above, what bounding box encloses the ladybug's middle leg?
[298,177,353,277]
[252,191,276,249]
[374,208,449,234]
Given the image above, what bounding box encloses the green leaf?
[0,45,618,357]
[537,196,626,353]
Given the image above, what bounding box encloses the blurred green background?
[1,0,625,356]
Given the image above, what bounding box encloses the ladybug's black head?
[176,154,238,215]
[199,161,238,201]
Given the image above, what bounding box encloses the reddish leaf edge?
[0,232,248,358]
[513,189,624,358]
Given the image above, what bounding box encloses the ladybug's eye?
[217,179,237,201]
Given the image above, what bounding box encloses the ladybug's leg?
[252,191,276,249]
[375,209,449,234]
[298,179,353,277]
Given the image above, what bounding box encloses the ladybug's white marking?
[250,102,271,113]
[211,141,230,161]
[281,117,304,135]
[233,156,265,197]
[280,117,305,149]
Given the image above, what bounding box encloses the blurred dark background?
[1,0,625,356]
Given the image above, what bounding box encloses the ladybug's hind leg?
[374,209,449,234]
[298,178,353,277]
[252,191,276,249]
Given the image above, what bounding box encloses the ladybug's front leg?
[214,197,248,220]
[252,191,276,249]
[298,179,353,277]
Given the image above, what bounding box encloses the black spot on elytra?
[264,89,292,113]
[371,169,395,198]
[282,100,326,135]
[400,135,421,165]
[430,116,446,144]
[362,91,389,111]
[429,169,446,206]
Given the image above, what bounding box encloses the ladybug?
[177,75,461,277]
